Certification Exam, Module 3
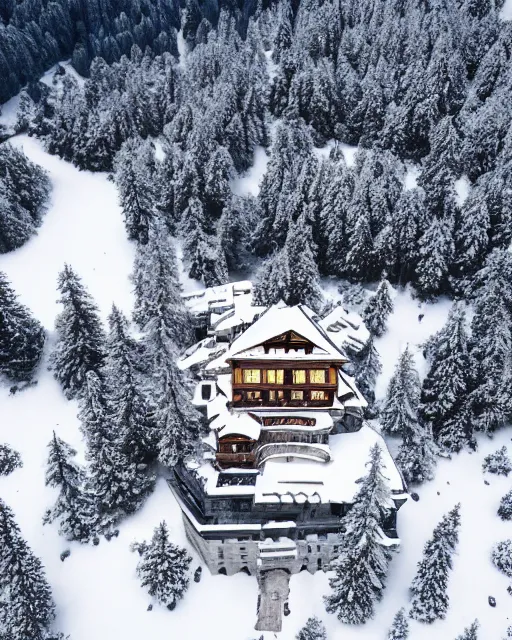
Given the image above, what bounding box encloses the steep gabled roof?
[225,304,347,361]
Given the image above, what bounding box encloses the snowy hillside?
[0,137,511,640]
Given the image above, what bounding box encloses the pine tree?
[0,271,45,382]
[409,504,461,623]
[114,137,155,244]
[135,521,192,609]
[50,265,106,399]
[420,306,471,452]
[467,280,512,434]
[498,489,512,521]
[0,443,22,476]
[106,306,156,465]
[415,217,454,300]
[132,219,192,348]
[296,616,327,640]
[324,444,394,624]
[491,540,512,578]
[455,620,479,640]
[362,279,393,337]
[253,216,323,312]
[43,432,97,542]
[381,348,420,436]
[351,335,382,416]
[0,498,58,639]
[78,370,112,459]
[387,608,409,640]
[382,348,436,483]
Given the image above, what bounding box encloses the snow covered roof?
[319,304,369,355]
[253,424,404,505]
[226,304,347,361]
[338,371,368,409]
[217,412,261,441]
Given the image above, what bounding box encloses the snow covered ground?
[1,137,512,640]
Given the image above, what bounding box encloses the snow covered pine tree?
[387,608,409,640]
[409,504,461,622]
[135,521,192,610]
[324,444,395,623]
[498,489,512,521]
[43,432,97,542]
[491,540,512,578]
[0,443,22,476]
[0,271,45,382]
[0,498,63,639]
[50,264,106,399]
[362,278,393,337]
[482,446,512,476]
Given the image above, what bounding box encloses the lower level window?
[291,390,304,400]
[246,391,261,400]
[310,390,327,401]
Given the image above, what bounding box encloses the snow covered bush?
[0,443,22,476]
[491,540,512,578]
[387,608,409,639]
[482,446,512,476]
[135,521,192,610]
[498,489,512,521]
[296,616,326,640]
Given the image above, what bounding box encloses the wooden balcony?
[216,451,256,469]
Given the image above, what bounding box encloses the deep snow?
[0,137,511,640]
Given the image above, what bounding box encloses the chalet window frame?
[291,389,304,400]
[243,369,261,384]
[310,390,327,401]
[292,369,306,384]
[309,369,327,384]
[266,369,284,384]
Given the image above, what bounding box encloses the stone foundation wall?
[182,513,341,576]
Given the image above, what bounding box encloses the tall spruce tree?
[420,306,471,452]
[43,432,97,542]
[0,271,45,382]
[467,280,512,434]
[362,279,393,337]
[387,608,409,640]
[409,504,461,623]
[50,264,106,399]
[0,499,59,640]
[132,219,192,348]
[106,306,156,465]
[78,370,112,460]
[325,444,394,624]
[135,521,192,609]
[253,215,323,312]
[351,335,382,417]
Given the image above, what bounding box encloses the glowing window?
[292,370,306,384]
[243,369,261,384]
[267,369,284,384]
[310,369,326,384]
[310,390,327,401]
[246,391,261,400]
[291,390,304,400]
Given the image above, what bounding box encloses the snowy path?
[0,138,511,640]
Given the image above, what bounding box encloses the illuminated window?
[291,390,304,400]
[310,390,326,401]
[310,369,326,384]
[234,368,242,384]
[292,370,306,384]
[243,369,261,383]
[246,391,261,400]
[269,390,284,401]
[266,369,284,384]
